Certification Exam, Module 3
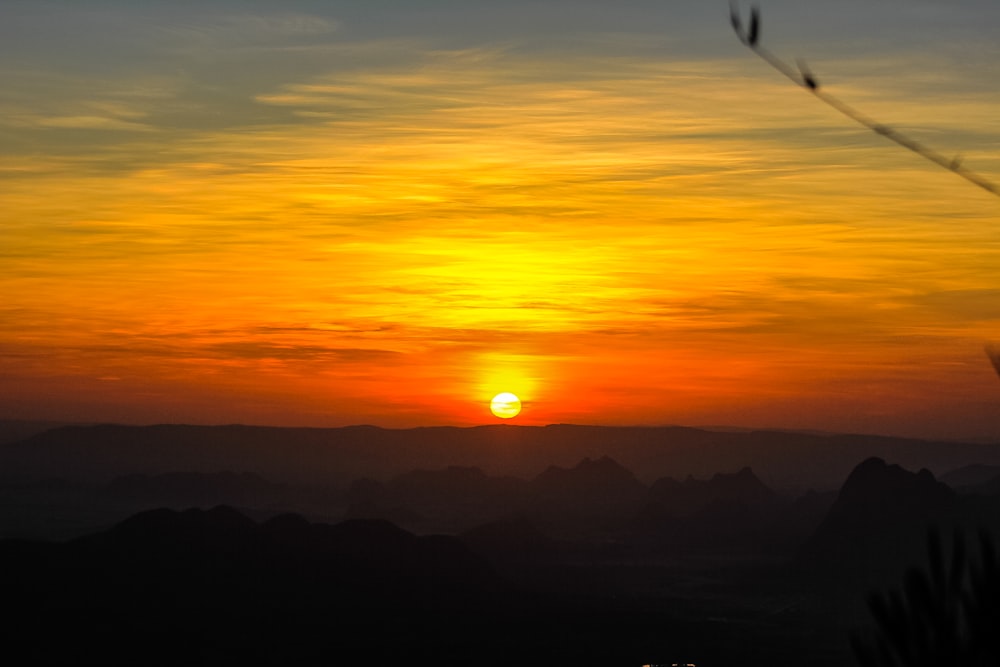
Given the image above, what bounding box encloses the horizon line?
[5,417,999,444]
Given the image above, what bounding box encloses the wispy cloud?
[2,2,999,436]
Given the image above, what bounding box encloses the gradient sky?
[2,0,999,439]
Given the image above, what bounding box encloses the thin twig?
[730,2,1000,198]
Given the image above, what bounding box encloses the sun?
[490,392,522,419]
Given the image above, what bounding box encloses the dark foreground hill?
[0,507,548,665]
[0,505,822,667]
[794,458,1000,665]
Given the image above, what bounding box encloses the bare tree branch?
[729,2,1000,198]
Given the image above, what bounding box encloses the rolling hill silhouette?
[0,503,812,666]
[0,506,534,665]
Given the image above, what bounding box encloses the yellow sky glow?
[2,13,999,438]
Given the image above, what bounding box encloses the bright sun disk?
[490,392,521,419]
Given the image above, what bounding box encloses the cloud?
[207,341,400,362]
[909,289,1000,321]
[159,13,340,52]
[2,1,999,436]
[33,115,155,131]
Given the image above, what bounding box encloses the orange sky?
[2,1,999,439]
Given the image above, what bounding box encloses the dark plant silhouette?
[851,528,1000,666]
[986,344,1000,380]
[730,2,1000,198]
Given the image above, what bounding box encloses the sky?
[2,0,999,440]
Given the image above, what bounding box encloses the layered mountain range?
[3,422,1000,665]
[5,422,999,491]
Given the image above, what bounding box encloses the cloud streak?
[1,1,998,437]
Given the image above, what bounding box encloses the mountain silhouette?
[0,505,524,665]
[628,466,813,560]
[6,422,998,493]
[4,503,826,666]
[647,466,776,517]
[9,457,991,666]
[7,422,1000,666]
[528,455,646,513]
[797,457,958,583]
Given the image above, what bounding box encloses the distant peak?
[838,457,954,505]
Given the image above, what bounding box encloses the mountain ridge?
[4,422,999,492]
[5,455,1000,665]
